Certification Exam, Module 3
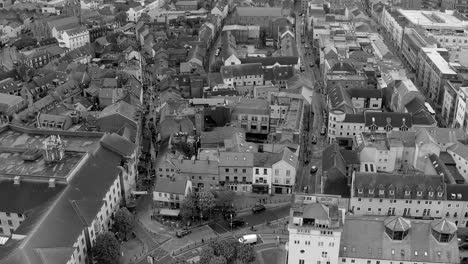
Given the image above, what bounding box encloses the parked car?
[320,126,327,135]
[215,47,221,56]
[310,166,318,173]
[311,135,317,144]
[239,234,258,244]
[252,204,266,213]
[229,218,246,228]
[176,229,192,238]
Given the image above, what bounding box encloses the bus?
[424,102,436,117]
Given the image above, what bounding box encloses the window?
[263,169,267,174]
[7,220,12,226]
[225,168,229,173]
[322,252,328,258]
[299,260,305,264]
[275,169,279,175]
[286,170,291,176]
[242,169,246,173]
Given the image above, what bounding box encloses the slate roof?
[342,113,365,123]
[253,152,283,167]
[388,131,416,147]
[178,159,219,175]
[405,97,426,115]
[0,134,134,264]
[353,172,445,200]
[239,56,299,67]
[100,133,136,157]
[0,78,19,94]
[218,152,254,167]
[153,178,188,194]
[281,148,298,168]
[329,61,357,73]
[328,85,354,114]
[0,180,66,214]
[235,7,283,17]
[446,184,468,201]
[347,88,383,99]
[220,63,263,79]
[448,141,468,159]
[340,216,459,263]
[364,112,412,128]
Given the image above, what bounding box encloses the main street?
[294,12,328,194]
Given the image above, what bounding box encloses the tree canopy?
[199,240,256,264]
[113,207,135,240]
[92,232,120,264]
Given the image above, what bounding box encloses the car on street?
[239,234,258,244]
[176,229,192,238]
[320,126,327,135]
[310,166,318,173]
[252,204,266,213]
[215,47,221,56]
[311,135,317,144]
[229,218,246,228]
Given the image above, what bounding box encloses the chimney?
[13,176,20,185]
[48,178,56,188]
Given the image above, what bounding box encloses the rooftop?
[235,7,283,17]
[421,47,457,75]
[398,9,468,30]
[340,216,459,263]
[154,178,189,194]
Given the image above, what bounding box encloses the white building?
[287,200,460,264]
[454,86,468,133]
[60,26,90,50]
[127,5,145,22]
[252,152,281,194]
[271,148,298,194]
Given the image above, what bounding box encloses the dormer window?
[389,190,395,195]
[358,188,363,194]
[438,192,443,197]
[379,190,385,195]
[369,124,378,132]
[384,124,392,132]
[428,191,434,197]
[405,190,411,196]
[417,191,422,196]
[369,189,374,194]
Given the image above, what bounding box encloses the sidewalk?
[232,193,292,211]
[135,195,174,244]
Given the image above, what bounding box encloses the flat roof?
[421,47,457,75]
[398,9,468,30]
[0,126,101,153]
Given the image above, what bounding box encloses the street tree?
[138,13,151,23]
[213,240,237,263]
[113,207,135,240]
[92,232,120,264]
[199,246,215,264]
[179,192,197,221]
[17,64,35,82]
[197,190,216,219]
[209,256,227,264]
[236,244,256,264]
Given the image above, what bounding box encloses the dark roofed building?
[239,56,299,68]
[220,63,264,86]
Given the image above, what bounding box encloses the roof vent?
[14,176,20,185]
[49,178,56,188]
[451,193,456,199]
[458,194,462,199]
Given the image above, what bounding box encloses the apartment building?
[153,178,192,209]
[253,152,282,194]
[288,198,460,264]
[127,6,145,22]
[177,159,219,191]
[271,148,298,194]
[220,63,264,87]
[218,152,254,192]
[231,98,270,134]
[454,86,468,133]
[428,30,468,48]
[417,47,458,104]
[350,172,446,218]
[442,81,461,127]
[401,28,438,75]
[327,111,415,146]
[288,202,343,264]
[228,7,284,36]
[0,131,136,264]
[355,132,417,173]
[380,7,409,50]
[61,26,90,50]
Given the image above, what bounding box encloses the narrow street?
[294,13,327,194]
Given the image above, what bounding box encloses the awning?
[159,209,180,217]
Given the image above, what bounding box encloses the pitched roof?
[218,152,254,167]
[364,112,412,128]
[340,216,459,263]
[235,7,283,17]
[328,85,355,114]
[0,138,128,264]
[353,172,445,200]
[0,78,19,94]
[153,178,188,194]
[347,88,383,99]
[446,184,468,201]
[178,159,219,175]
[239,56,299,67]
[100,133,136,157]
[220,63,263,79]
[253,152,283,167]
[280,148,298,168]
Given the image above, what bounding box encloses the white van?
[239,234,258,244]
